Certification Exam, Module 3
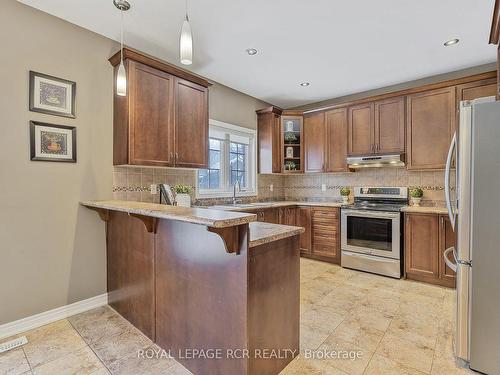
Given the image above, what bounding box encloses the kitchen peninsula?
[81,200,303,375]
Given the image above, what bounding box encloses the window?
[197,120,256,197]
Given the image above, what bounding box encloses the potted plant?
[340,187,351,204]
[409,187,423,207]
[285,161,297,171]
[173,184,193,207]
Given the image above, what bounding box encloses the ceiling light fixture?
[246,48,258,56]
[300,82,310,87]
[180,0,193,65]
[113,0,130,97]
[444,38,459,47]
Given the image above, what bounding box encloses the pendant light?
[114,0,130,96]
[179,0,193,65]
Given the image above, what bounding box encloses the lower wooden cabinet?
[279,207,297,226]
[404,212,456,287]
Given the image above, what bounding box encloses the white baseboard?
[0,293,108,340]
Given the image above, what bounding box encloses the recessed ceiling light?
[444,38,459,47]
[300,82,310,87]
[246,48,258,55]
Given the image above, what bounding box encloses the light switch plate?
[321,184,326,192]
[269,184,274,192]
[150,184,157,194]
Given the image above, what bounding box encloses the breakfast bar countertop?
[249,221,305,248]
[80,200,257,228]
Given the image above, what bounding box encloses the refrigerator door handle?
[445,132,457,231]
[444,246,458,273]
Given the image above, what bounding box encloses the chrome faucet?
[232,181,241,205]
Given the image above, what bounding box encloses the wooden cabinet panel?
[456,78,497,102]
[405,213,439,279]
[406,87,455,170]
[128,61,174,166]
[304,112,326,172]
[257,107,282,174]
[374,97,405,154]
[279,207,297,226]
[325,108,348,172]
[263,208,280,224]
[174,78,208,168]
[348,103,374,156]
[296,207,311,254]
[310,208,340,264]
[439,215,456,287]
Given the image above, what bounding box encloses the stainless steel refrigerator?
[444,97,500,374]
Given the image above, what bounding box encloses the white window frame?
[196,119,257,198]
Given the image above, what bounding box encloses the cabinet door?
[406,87,455,170]
[374,97,405,154]
[456,78,497,102]
[311,208,340,264]
[304,112,326,172]
[128,61,174,166]
[263,208,280,224]
[348,103,374,156]
[257,111,281,173]
[325,108,348,172]
[405,213,439,279]
[439,215,456,287]
[296,207,311,254]
[174,78,208,168]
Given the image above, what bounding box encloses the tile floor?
[0,259,473,375]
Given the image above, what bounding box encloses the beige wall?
[209,82,268,129]
[0,0,272,324]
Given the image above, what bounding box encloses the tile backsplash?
[113,166,445,206]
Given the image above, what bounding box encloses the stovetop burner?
[344,186,409,212]
[346,201,407,212]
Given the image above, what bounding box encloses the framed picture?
[30,121,76,163]
[29,71,76,118]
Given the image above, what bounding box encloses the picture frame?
[29,71,76,118]
[30,121,77,163]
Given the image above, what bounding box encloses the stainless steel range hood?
[347,154,405,168]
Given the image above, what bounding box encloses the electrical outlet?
[321,184,326,192]
[269,184,274,192]
[0,336,28,354]
[150,184,157,195]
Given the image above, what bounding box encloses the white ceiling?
[19,0,497,108]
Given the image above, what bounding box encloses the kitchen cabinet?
[279,207,297,226]
[310,207,340,264]
[456,78,497,102]
[110,48,210,167]
[296,206,312,255]
[282,113,304,173]
[404,212,456,287]
[406,87,455,170]
[374,97,406,154]
[348,103,374,156]
[257,106,283,173]
[304,112,326,172]
[325,108,349,172]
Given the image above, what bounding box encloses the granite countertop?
[249,221,305,248]
[401,206,448,214]
[81,200,257,228]
[209,201,344,212]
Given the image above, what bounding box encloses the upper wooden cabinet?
[304,112,326,172]
[348,103,374,156]
[374,97,405,154]
[348,98,405,156]
[406,87,455,170]
[325,108,348,172]
[110,48,210,167]
[257,106,282,174]
[456,78,497,103]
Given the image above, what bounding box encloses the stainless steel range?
[341,187,408,278]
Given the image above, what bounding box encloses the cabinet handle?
[175,152,179,161]
[441,217,444,226]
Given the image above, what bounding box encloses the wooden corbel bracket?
[87,207,109,222]
[208,224,247,254]
[129,213,158,233]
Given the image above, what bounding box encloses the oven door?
[341,209,400,259]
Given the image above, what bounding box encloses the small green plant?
[340,187,351,196]
[285,161,297,170]
[409,187,423,198]
[173,184,192,194]
[284,133,297,142]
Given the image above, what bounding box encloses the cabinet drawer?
[312,226,338,237]
[312,208,339,218]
